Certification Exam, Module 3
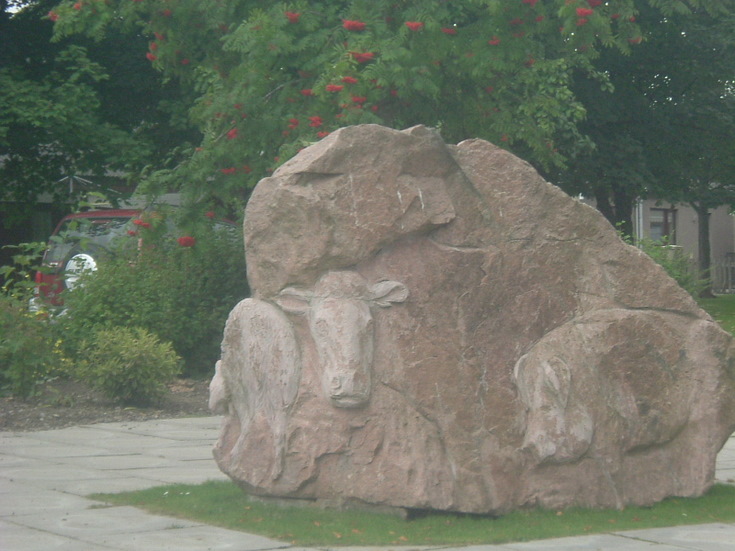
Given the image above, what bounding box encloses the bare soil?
[0,377,213,432]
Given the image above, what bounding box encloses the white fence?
[638,245,735,294]
[712,255,735,293]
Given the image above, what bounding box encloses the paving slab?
[8,505,203,538]
[96,524,290,551]
[146,444,218,461]
[5,444,135,460]
[1,420,732,551]
[0,484,92,516]
[100,418,222,439]
[35,475,176,496]
[50,452,175,470]
[2,463,131,486]
[0,454,49,470]
[123,462,229,485]
[16,426,142,445]
[611,522,735,550]
[0,519,121,551]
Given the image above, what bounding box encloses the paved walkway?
[1,416,734,550]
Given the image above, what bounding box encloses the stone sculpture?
[211,124,735,514]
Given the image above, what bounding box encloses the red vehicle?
[33,209,142,307]
[33,206,239,310]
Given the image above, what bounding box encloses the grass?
[91,482,735,546]
[699,294,735,335]
[89,295,735,547]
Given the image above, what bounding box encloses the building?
[633,199,735,292]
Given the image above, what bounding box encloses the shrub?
[0,243,67,397]
[0,295,63,397]
[76,326,182,405]
[1,241,49,305]
[638,238,707,298]
[58,211,248,376]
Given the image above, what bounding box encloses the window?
[650,208,676,243]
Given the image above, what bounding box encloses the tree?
[550,5,735,293]
[645,13,735,295]
[47,0,731,213]
[0,0,198,226]
[545,53,657,237]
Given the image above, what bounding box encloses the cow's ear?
[273,287,312,315]
[369,280,409,307]
[208,360,229,415]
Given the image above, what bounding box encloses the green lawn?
[91,482,735,547]
[699,294,735,335]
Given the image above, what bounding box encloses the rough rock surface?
[212,124,735,514]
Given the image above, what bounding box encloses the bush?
[77,326,182,405]
[638,238,707,298]
[58,211,248,376]
[0,243,67,398]
[0,295,62,397]
[1,242,48,301]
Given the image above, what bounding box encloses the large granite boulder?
[211,124,735,514]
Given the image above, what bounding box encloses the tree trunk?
[612,185,634,238]
[694,203,715,298]
[593,185,634,238]
[594,187,615,226]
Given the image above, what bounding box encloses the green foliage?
[698,294,735,336]
[76,326,181,405]
[58,211,248,376]
[46,0,733,212]
[0,42,144,208]
[0,295,61,398]
[93,481,735,547]
[0,0,198,224]
[549,5,735,234]
[638,238,707,297]
[0,241,47,303]
[0,242,63,398]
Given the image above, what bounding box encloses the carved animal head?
[276,271,408,408]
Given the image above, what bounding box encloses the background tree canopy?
[546,3,735,293]
[3,0,734,228]
[0,0,197,225]
[549,4,735,233]
[42,0,730,213]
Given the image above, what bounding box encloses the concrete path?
[1,416,734,551]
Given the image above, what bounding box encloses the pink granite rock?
[212,124,735,514]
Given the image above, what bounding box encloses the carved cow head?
[276,271,408,408]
